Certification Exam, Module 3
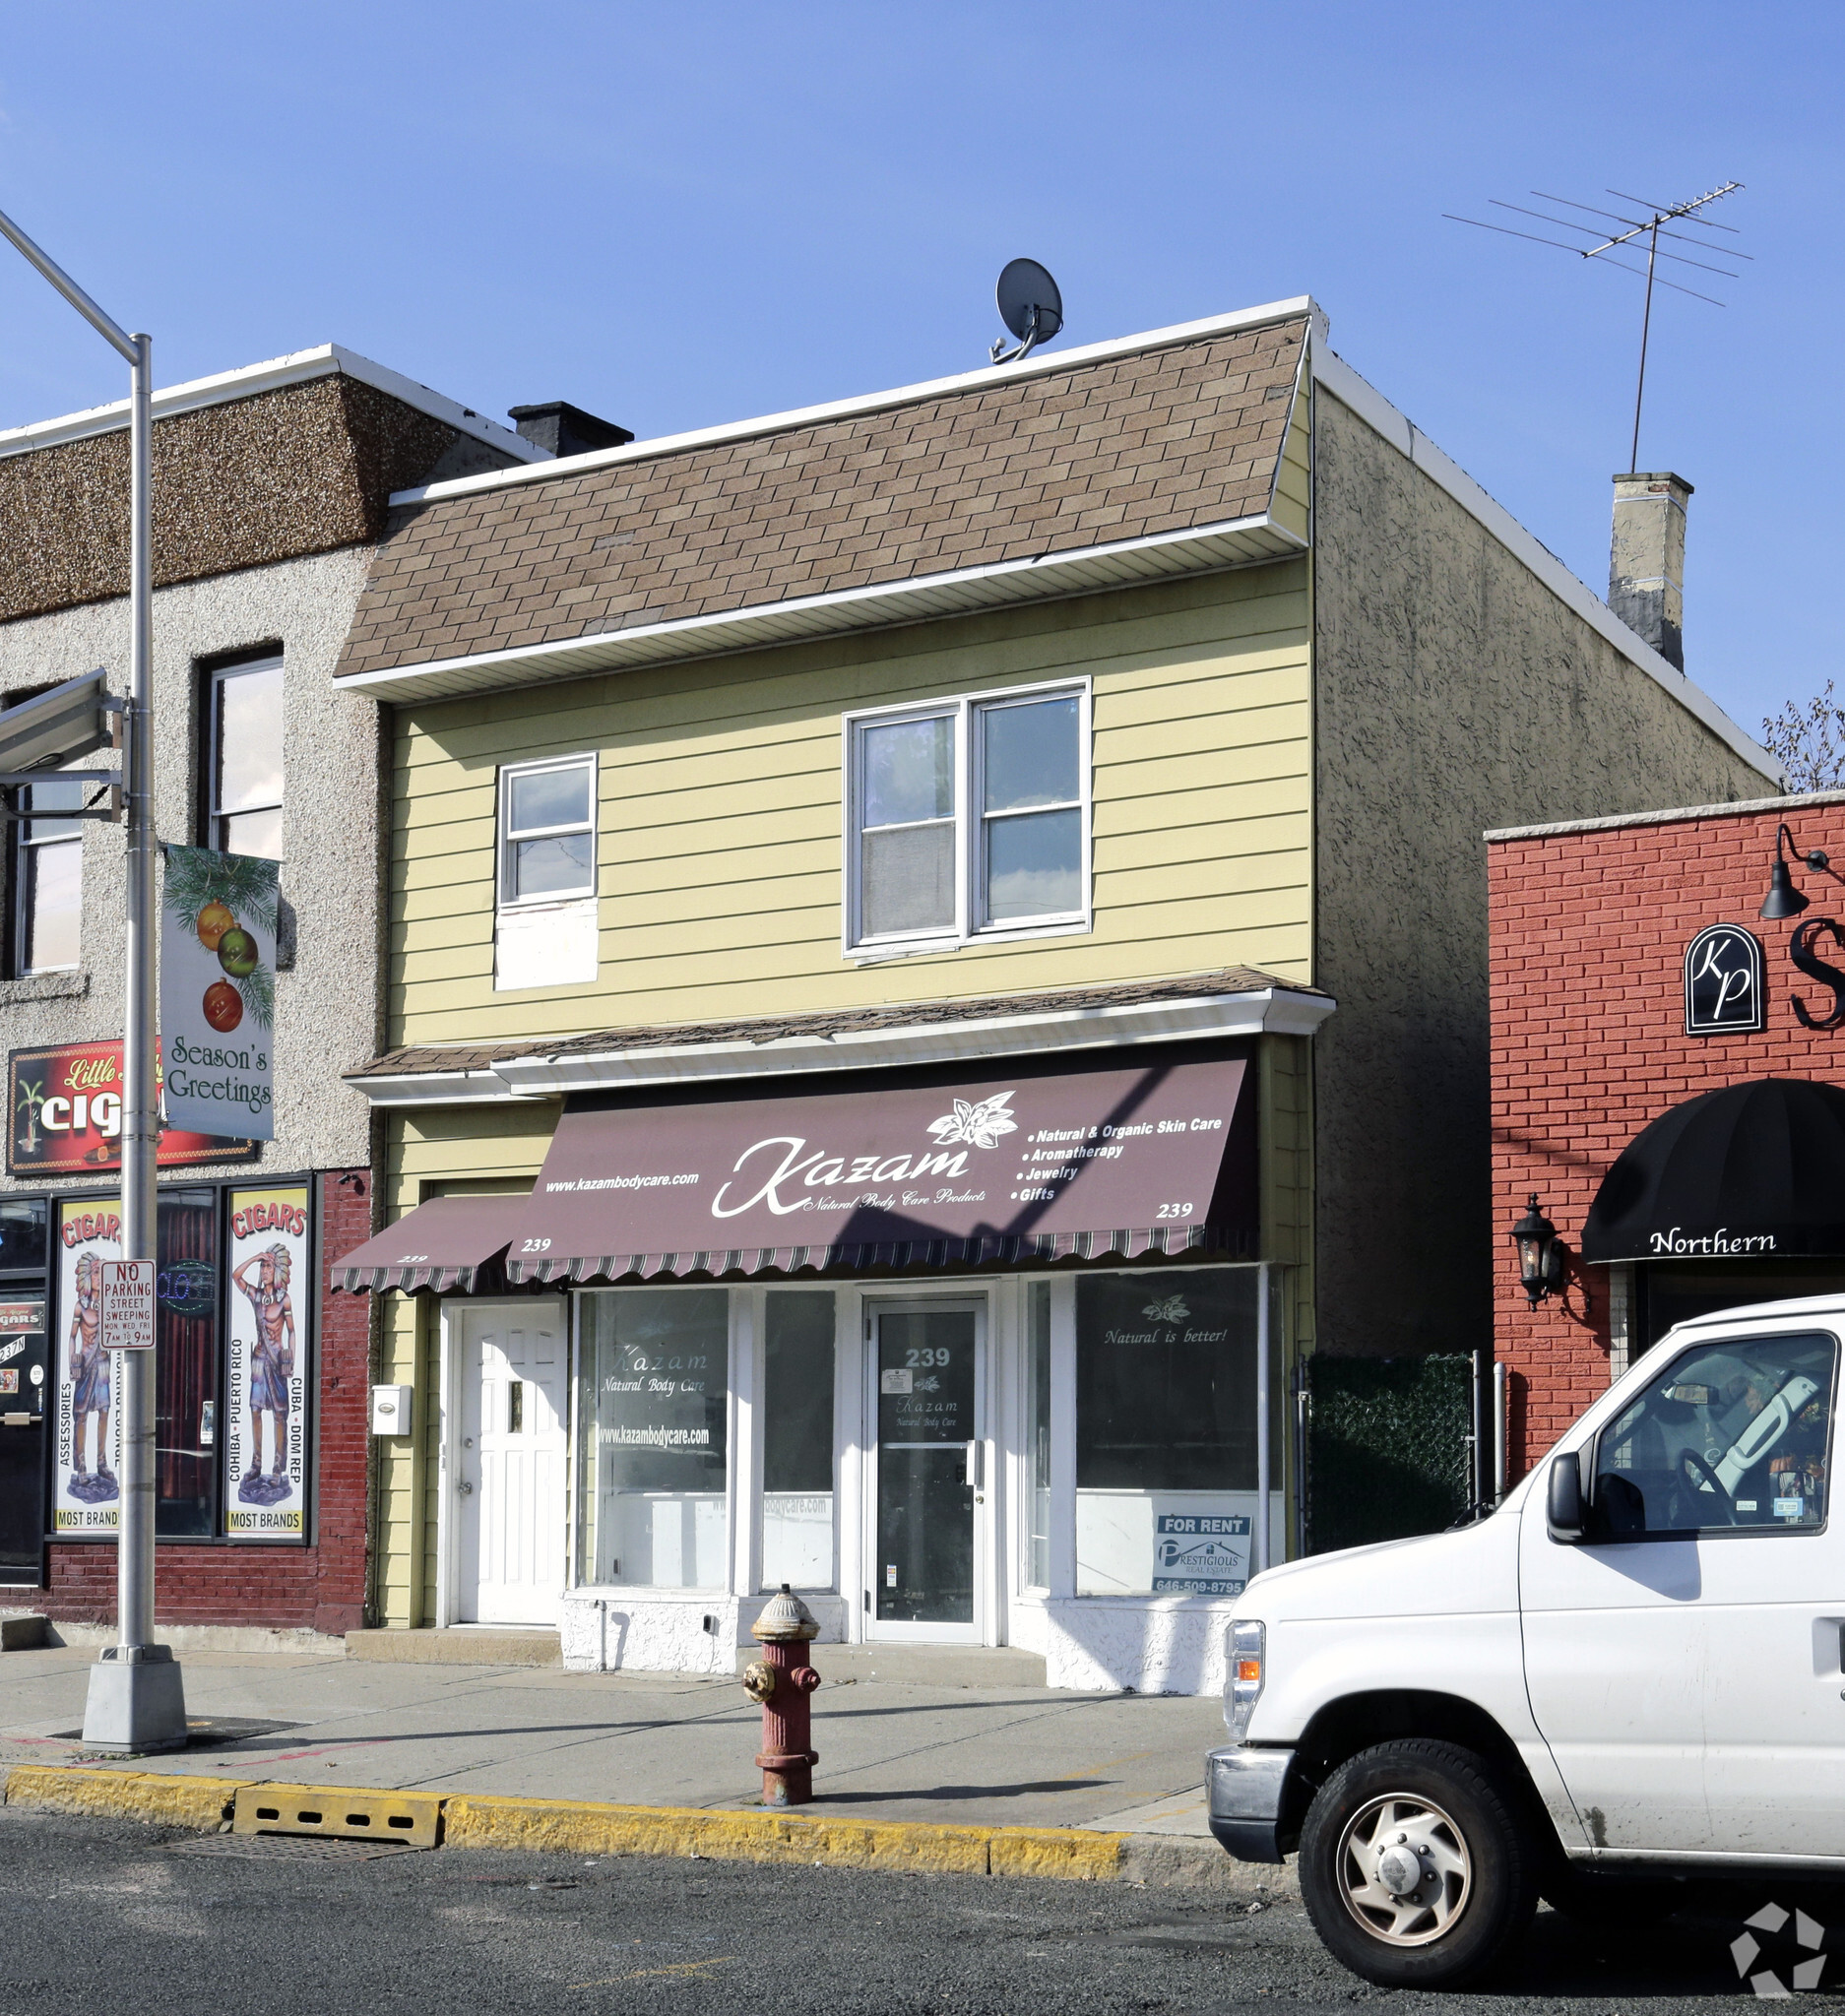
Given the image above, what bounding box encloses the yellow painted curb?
[0,1768,1133,1882]
[4,1764,246,1831]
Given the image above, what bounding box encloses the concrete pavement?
[0,1643,1223,1841]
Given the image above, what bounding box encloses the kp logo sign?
[1685,924,1765,1036]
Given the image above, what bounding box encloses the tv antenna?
[1446,181,1746,472]
[990,258,1063,364]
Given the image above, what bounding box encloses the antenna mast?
[1446,180,1746,471]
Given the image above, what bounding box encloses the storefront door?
[0,1296,48,1587]
[454,1303,567,1626]
[864,1299,985,1643]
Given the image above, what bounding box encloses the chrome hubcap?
[1335,1794,1472,1947]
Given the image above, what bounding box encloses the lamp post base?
[81,1644,187,1754]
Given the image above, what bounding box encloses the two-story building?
[329,297,1776,1690]
[0,347,541,1639]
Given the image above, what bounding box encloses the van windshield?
[1592,1331,1835,1539]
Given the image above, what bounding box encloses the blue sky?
[0,2,1835,742]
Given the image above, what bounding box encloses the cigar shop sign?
[7,1038,256,1177]
[1686,921,1845,1037]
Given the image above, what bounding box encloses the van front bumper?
[1206,1743,1294,1863]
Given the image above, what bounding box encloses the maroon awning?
[504,1053,1252,1284]
[334,1194,517,1294]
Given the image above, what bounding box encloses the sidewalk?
[0,1644,1224,1843]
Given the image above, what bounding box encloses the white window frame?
[12,780,84,976]
[497,752,599,911]
[205,653,285,857]
[842,677,1092,959]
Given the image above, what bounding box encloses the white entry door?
[455,1303,567,1625]
[863,1299,987,1644]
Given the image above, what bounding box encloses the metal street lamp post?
[0,206,186,1750]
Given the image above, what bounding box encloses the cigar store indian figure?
[66,1251,116,1504]
[231,1242,295,1506]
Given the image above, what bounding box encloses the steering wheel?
[1679,1445,1738,1526]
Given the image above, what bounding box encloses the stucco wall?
[0,544,382,1185]
[1309,387,1775,1360]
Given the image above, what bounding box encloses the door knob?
[458,1480,474,1495]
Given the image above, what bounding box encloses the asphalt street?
[3,1806,1843,2016]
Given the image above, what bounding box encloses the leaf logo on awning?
[926,1093,1018,1152]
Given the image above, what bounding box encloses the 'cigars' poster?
[224,1184,309,1538]
[54,1197,124,1534]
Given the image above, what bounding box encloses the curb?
[0,1765,1297,1895]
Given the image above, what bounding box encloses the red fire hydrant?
[742,1583,821,1806]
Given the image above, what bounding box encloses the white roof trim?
[387,296,1322,508]
[1486,785,1845,845]
[0,344,547,464]
[333,510,1306,704]
[1309,345,1780,788]
[347,984,1337,1107]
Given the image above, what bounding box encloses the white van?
[1208,1295,1843,1987]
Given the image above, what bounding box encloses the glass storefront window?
[1027,1281,1050,1589]
[0,1197,46,1275]
[1074,1267,1258,1596]
[157,1188,220,1538]
[761,1292,835,1589]
[576,1289,728,1589]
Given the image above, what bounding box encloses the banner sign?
[7,1039,255,1175]
[54,1198,123,1532]
[224,1183,309,1537]
[159,847,278,1141]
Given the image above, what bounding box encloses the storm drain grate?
[169,1832,427,1861]
[231,1783,443,1847]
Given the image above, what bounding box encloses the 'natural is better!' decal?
[159,847,277,1141]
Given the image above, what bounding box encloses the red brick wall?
[1492,800,1845,1478]
[38,1168,374,1635]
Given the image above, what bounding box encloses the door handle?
[457,1480,474,1496]
[964,1440,982,1489]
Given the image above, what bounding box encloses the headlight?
[1224,1617,1264,1738]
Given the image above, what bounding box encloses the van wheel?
[1299,1738,1539,1989]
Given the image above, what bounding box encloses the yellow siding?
[385,562,1312,1048]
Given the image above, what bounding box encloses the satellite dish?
[990,259,1064,363]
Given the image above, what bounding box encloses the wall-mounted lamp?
[1510,1194,1568,1307]
[1760,823,1831,920]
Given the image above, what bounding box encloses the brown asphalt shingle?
[336,318,1307,678]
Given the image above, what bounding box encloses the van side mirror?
[1547,1450,1585,1543]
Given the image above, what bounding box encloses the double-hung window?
[499,756,597,904]
[494,754,599,991]
[13,776,84,975]
[848,683,1088,952]
[207,655,284,859]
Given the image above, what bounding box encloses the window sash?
[500,757,597,906]
[207,659,285,858]
[848,686,1088,948]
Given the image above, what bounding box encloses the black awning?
[333,1194,517,1294]
[1582,1077,1845,1263]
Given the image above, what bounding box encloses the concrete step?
[344,1627,561,1669]
[735,1643,1048,1688]
[0,1612,48,1651]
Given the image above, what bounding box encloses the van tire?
[1298,1738,1539,1989]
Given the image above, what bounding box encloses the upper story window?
[499,755,598,906]
[847,683,1089,954]
[13,776,84,975]
[207,655,284,859]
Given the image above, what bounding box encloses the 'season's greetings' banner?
[54,1198,123,1533]
[224,1185,309,1538]
[159,848,277,1141]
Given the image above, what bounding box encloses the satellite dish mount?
[990,258,1064,364]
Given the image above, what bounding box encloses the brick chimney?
[1609,471,1692,670]
[507,402,634,460]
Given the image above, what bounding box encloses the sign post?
[0,205,188,1751]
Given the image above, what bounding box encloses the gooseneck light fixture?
[1510,1194,1568,1307]
[1760,824,1831,920]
